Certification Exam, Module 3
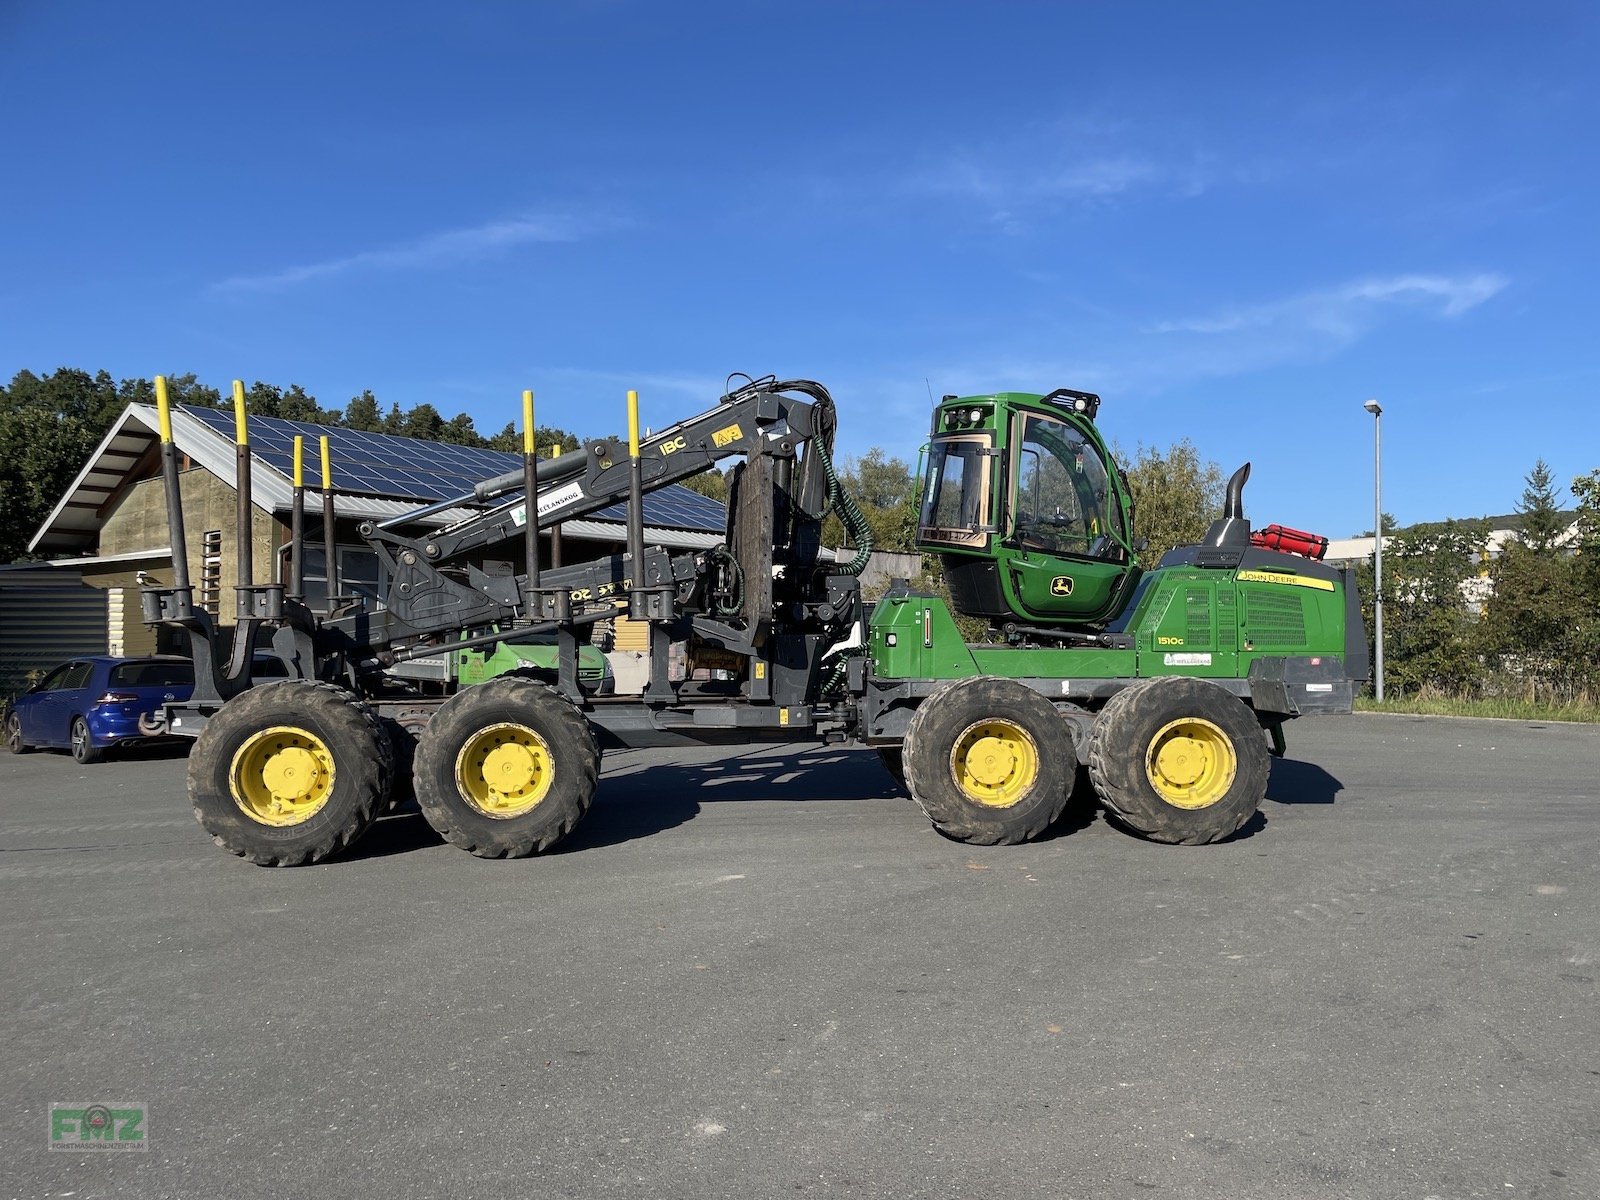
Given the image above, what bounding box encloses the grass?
[1356,694,1600,724]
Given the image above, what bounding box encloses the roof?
[31,403,727,554]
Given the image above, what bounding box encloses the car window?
[110,661,195,689]
[58,662,94,690]
[34,665,72,692]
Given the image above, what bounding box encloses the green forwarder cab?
[855,388,1366,848]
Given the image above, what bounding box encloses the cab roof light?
[1041,388,1101,420]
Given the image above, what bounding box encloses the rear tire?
[188,681,393,866]
[902,676,1076,845]
[6,712,31,754]
[1087,676,1268,845]
[412,677,599,858]
[70,717,103,765]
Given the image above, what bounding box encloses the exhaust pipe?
[1202,461,1253,549]
[1223,462,1251,520]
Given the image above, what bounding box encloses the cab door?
[1003,411,1133,623]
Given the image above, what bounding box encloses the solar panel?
[180,405,726,531]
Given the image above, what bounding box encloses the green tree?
[1120,439,1226,561]
[1479,540,1589,701]
[344,390,382,432]
[679,469,730,501]
[823,448,916,552]
[1513,459,1566,551]
[440,412,481,446]
[0,368,154,562]
[399,403,444,442]
[1371,518,1490,696]
[1476,461,1594,701]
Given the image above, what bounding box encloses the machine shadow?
[1265,757,1344,806]
[562,746,908,853]
[343,747,911,861]
[347,746,1280,861]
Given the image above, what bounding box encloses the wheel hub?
[455,722,554,818]
[951,719,1039,808]
[1145,717,1236,810]
[229,726,337,826]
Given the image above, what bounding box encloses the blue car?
[4,656,194,764]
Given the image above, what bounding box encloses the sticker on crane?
[1236,569,1335,592]
[537,481,586,516]
[511,481,585,527]
[711,423,744,448]
[1163,652,1213,666]
[1050,576,1074,596]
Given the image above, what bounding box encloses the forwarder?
[140,375,1364,865]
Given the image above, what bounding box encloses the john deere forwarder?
[140,374,1364,865]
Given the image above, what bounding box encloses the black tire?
[379,707,433,813]
[901,675,1077,845]
[187,681,393,866]
[1087,676,1269,845]
[412,676,599,858]
[70,717,104,765]
[875,746,907,793]
[6,711,32,754]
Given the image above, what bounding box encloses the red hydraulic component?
[1250,523,1329,560]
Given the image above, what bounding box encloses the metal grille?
[1185,587,1212,644]
[1243,588,1307,645]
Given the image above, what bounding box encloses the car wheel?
[5,712,31,754]
[70,717,104,765]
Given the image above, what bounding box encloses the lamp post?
[1363,398,1384,702]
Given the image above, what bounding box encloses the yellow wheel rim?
[950,718,1039,808]
[1145,717,1236,809]
[455,722,554,818]
[230,726,336,827]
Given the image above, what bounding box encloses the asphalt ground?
[1,713,1597,1200]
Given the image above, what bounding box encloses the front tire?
[412,677,599,858]
[70,717,103,765]
[6,712,31,754]
[902,676,1077,845]
[188,681,393,866]
[1087,676,1268,845]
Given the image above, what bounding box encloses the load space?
[135,374,1365,864]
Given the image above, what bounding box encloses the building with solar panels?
[27,403,728,657]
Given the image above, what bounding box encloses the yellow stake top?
[232,380,248,445]
[154,375,173,444]
[522,390,536,455]
[627,390,640,459]
[292,436,305,488]
[319,436,333,489]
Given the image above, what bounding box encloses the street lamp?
[1363,398,1384,702]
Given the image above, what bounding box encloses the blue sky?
[3,1,1596,537]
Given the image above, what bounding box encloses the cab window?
[1011,413,1124,559]
[918,436,992,547]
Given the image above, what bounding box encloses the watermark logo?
[49,1102,148,1151]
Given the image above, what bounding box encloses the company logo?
[659,435,688,456]
[49,1102,148,1151]
[1049,576,1074,596]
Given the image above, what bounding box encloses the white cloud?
[922,154,1165,205]
[210,213,607,294]
[1152,273,1508,339]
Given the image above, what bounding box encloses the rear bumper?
[86,710,179,746]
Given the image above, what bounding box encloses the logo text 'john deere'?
[49,1102,148,1151]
